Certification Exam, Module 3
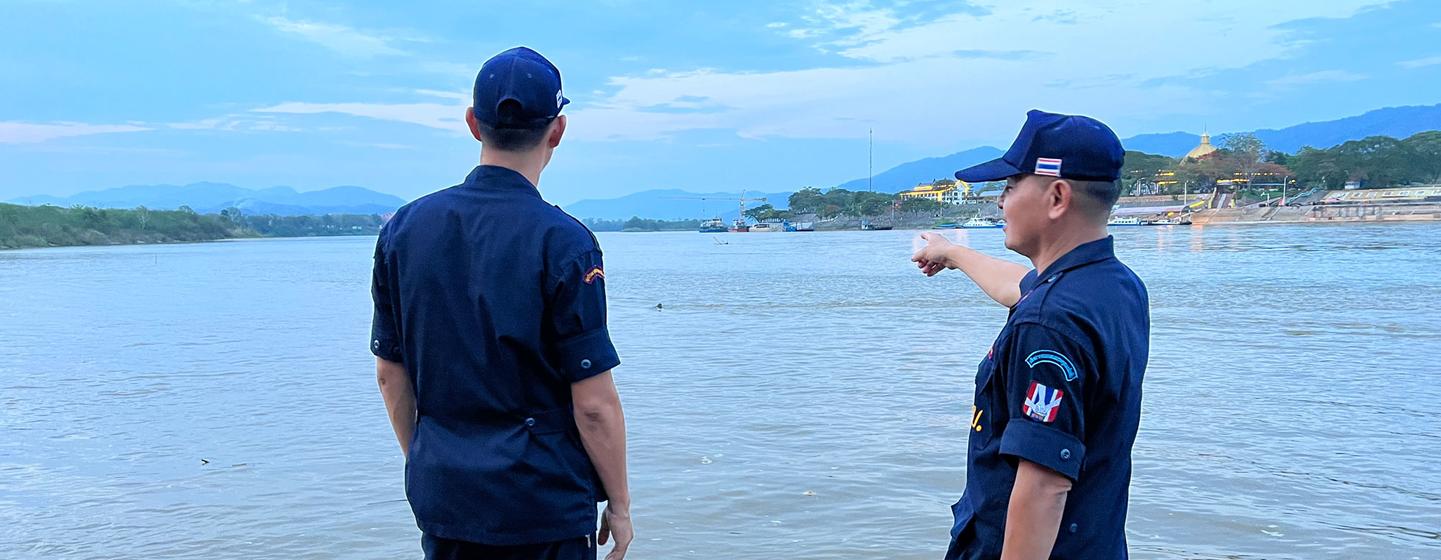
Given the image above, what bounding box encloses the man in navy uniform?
[912,110,1150,559]
[372,46,632,560]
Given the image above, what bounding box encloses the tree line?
[782,187,948,219]
[1121,130,1441,195]
[0,203,386,250]
[582,217,705,232]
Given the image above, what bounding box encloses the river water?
[2,224,1439,559]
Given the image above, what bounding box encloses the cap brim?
[955,158,1022,182]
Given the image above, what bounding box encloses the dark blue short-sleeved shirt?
[370,165,619,545]
[946,236,1149,560]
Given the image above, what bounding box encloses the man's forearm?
[1001,460,1071,560]
[376,358,417,456]
[574,374,630,510]
[946,245,1028,307]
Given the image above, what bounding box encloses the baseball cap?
[955,110,1124,182]
[472,46,570,128]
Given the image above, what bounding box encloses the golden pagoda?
[1184,131,1218,160]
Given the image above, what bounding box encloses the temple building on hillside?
[1184,131,1218,160]
[899,181,968,205]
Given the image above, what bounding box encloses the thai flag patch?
[1023,381,1064,422]
[1035,157,1062,177]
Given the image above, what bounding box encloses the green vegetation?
[0,203,385,250]
[237,212,386,237]
[1120,150,1176,189]
[1288,131,1441,189]
[899,197,944,213]
[1127,130,1441,195]
[0,204,245,249]
[743,204,790,222]
[583,217,704,232]
[786,187,899,218]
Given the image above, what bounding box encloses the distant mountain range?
[14,103,1438,220]
[1123,103,1441,157]
[10,182,406,216]
[562,189,795,221]
[834,146,1004,193]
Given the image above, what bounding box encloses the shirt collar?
[1021,236,1116,292]
[464,165,541,198]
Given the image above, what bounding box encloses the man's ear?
[547,115,567,148]
[1047,179,1072,220]
[465,108,483,142]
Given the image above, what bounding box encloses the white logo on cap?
[556,89,563,109]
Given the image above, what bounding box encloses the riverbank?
[1192,202,1441,225]
[788,209,997,231]
[0,203,386,250]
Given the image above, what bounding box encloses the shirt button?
[580,359,592,369]
[1060,449,1072,461]
[524,417,536,428]
[1069,522,1078,534]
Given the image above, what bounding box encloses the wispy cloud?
[780,1,903,52]
[573,0,1391,144]
[167,115,302,132]
[258,16,408,58]
[0,114,306,144]
[0,122,150,144]
[1265,70,1367,88]
[413,89,470,101]
[252,101,464,130]
[1398,55,1441,69]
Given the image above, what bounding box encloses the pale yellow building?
[899,181,972,205]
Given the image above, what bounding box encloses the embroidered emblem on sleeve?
[1026,349,1079,382]
[1024,381,1064,422]
[583,266,606,284]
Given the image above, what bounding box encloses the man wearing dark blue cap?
[373,46,632,560]
[912,110,1150,559]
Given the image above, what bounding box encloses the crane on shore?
[663,191,769,232]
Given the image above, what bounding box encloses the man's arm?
[1001,460,1072,560]
[573,371,632,560]
[912,232,1029,307]
[376,357,416,457]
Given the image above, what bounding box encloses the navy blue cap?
[955,110,1124,182]
[472,46,570,128]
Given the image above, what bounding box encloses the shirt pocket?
[970,355,999,448]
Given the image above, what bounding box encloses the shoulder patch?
[583,266,606,284]
[1026,349,1079,382]
[1023,381,1064,422]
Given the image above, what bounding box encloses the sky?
[2,0,1440,205]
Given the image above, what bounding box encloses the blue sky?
[2,0,1440,205]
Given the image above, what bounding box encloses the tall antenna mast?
[868,128,874,192]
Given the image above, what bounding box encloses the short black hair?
[476,100,552,151]
[1068,178,1121,209]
